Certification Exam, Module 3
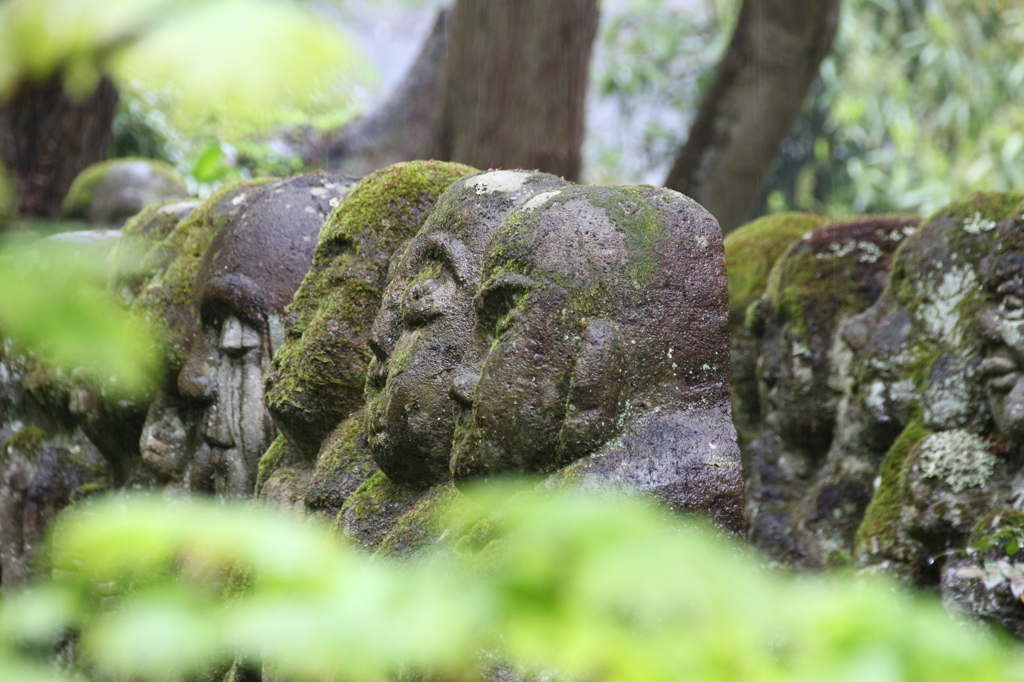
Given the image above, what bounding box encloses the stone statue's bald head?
[449,185,731,481]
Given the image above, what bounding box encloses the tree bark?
[302,8,451,176]
[433,0,599,181]
[664,0,841,233]
[0,74,119,219]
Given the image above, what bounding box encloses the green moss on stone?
[287,161,476,336]
[265,162,475,429]
[131,178,275,370]
[343,470,398,523]
[585,186,666,287]
[62,157,186,218]
[725,212,827,326]
[255,434,293,495]
[935,191,1024,228]
[1,426,47,461]
[305,413,378,512]
[376,482,460,556]
[855,416,931,556]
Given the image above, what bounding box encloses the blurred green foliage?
[1,488,1023,681]
[768,0,1024,216]
[0,0,373,200]
[591,0,1024,215]
[0,0,368,127]
[0,236,158,395]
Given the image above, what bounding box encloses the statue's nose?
[449,364,480,407]
[178,345,216,402]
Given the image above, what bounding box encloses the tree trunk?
[664,0,841,233]
[433,0,599,181]
[302,8,451,176]
[0,74,119,219]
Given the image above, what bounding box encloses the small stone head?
[449,185,731,482]
[263,161,475,460]
[365,170,568,487]
[172,173,351,496]
[751,217,916,451]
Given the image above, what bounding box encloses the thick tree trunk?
[302,9,450,175]
[664,0,841,233]
[0,74,119,219]
[433,0,599,181]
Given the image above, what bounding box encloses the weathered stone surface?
[257,161,475,517]
[725,213,829,455]
[264,161,476,462]
[447,185,745,532]
[145,172,356,497]
[0,346,110,592]
[742,216,918,564]
[847,193,1024,585]
[62,157,189,226]
[132,178,278,373]
[366,169,569,488]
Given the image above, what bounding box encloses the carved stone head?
[364,170,568,487]
[170,173,353,496]
[447,185,742,525]
[263,162,475,461]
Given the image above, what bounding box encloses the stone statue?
[62,157,190,226]
[740,215,918,564]
[723,212,828,463]
[365,169,569,488]
[257,160,475,515]
[130,178,279,492]
[446,184,745,531]
[147,173,356,496]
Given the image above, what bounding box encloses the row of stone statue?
[3,159,1024,636]
[729,194,1024,635]
[0,162,742,578]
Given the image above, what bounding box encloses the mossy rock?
[854,416,931,566]
[62,157,189,225]
[304,412,379,517]
[265,161,476,458]
[109,198,201,306]
[724,212,827,326]
[131,177,276,373]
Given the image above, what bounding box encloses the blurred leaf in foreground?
[0,0,370,130]
[2,488,1022,681]
[0,236,158,395]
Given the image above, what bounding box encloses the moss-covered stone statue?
[832,194,1024,602]
[62,157,190,226]
[740,215,918,564]
[445,185,745,532]
[138,173,356,496]
[723,212,828,459]
[257,161,476,516]
[333,170,568,550]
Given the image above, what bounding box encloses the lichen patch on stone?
[522,190,562,212]
[917,429,995,493]
[467,170,531,195]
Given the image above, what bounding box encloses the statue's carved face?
[448,186,730,486]
[448,267,576,481]
[980,256,1024,442]
[141,174,343,496]
[365,233,478,486]
[364,170,568,487]
[178,290,281,496]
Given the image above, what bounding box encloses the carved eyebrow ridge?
[421,233,475,285]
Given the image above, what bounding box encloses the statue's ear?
[557,319,625,463]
